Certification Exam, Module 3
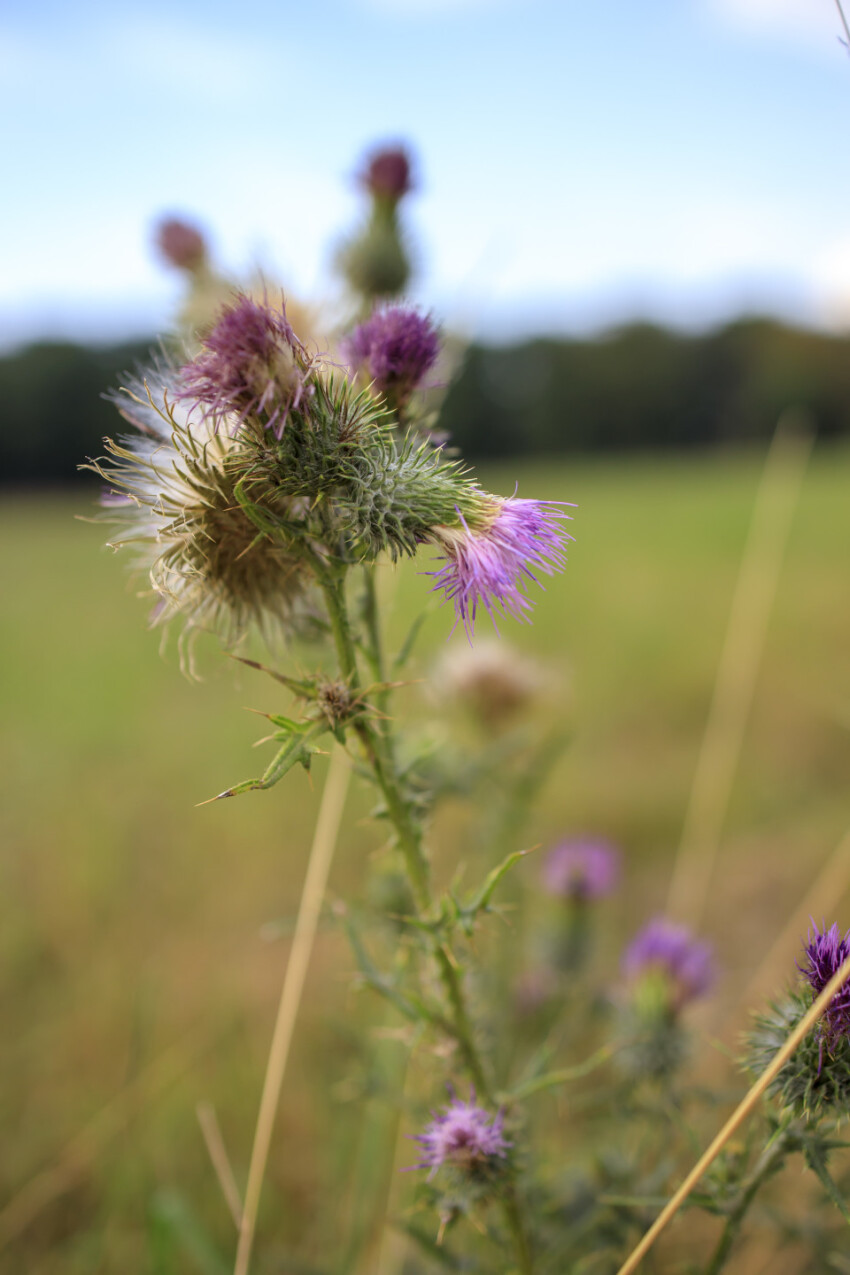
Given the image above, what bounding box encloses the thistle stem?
[318,567,533,1265]
[703,1135,787,1274]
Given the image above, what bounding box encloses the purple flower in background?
[155,217,207,271]
[799,922,850,1039]
[344,306,439,408]
[412,1089,509,1177]
[430,498,573,636]
[178,295,313,437]
[361,145,413,201]
[543,839,621,901]
[624,917,715,1010]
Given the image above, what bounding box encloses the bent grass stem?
[614,952,850,1275]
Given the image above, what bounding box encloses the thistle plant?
[83,152,850,1275]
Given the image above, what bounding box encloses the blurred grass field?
[2,445,850,1274]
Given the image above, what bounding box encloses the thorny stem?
[317,566,532,1267]
[703,1134,788,1274]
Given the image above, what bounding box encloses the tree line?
[3,316,850,486]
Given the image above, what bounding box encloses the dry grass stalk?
[234,744,352,1275]
[667,416,813,928]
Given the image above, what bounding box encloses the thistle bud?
[155,216,207,272]
[360,145,413,204]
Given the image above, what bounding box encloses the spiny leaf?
[229,653,316,697]
[198,722,328,803]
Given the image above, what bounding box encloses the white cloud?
[706,0,845,51]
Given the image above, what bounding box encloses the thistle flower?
[428,497,573,636]
[413,1090,509,1178]
[361,144,413,203]
[799,921,850,1041]
[623,917,715,1012]
[156,216,207,272]
[87,372,311,655]
[343,306,439,412]
[746,925,850,1118]
[178,294,317,438]
[543,838,621,902]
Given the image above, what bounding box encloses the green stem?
[502,1186,534,1275]
[703,1135,788,1274]
[318,566,531,1267]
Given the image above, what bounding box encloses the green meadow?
[2,445,849,1273]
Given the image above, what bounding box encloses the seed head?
[431,639,542,729]
[88,372,311,659]
[428,497,573,637]
[156,216,207,271]
[543,838,621,902]
[178,293,316,438]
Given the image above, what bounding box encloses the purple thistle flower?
[361,145,413,201]
[178,294,313,438]
[412,1089,509,1177]
[343,306,439,409]
[155,217,207,271]
[429,498,573,637]
[623,917,715,1010]
[799,921,850,1040]
[543,838,621,902]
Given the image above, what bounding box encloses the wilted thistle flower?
[361,144,413,203]
[428,498,572,636]
[543,838,621,902]
[800,922,850,1041]
[413,1090,509,1179]
[623,917,715,1013]
[343,306,439,413]
[431,639,542,729]
[87,373,310,654]
[179,294,317,438]
[156,216,207,272]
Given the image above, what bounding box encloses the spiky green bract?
[243,370,491,564]
[87,375,314,656]
[746,990,850,1120]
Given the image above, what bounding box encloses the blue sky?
[2,0,850,349]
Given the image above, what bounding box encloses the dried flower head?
[429,497,573,636]
[178,294,317,438]
[343,306,439,412]
[156,216,207,271]
[413,1090,509,1178]
[431,639,542,728]
[623,917,715,1012]
[799,921,850,1040]
[87,373,310,658]
[543,838,621,901]
[360,145,413,202]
